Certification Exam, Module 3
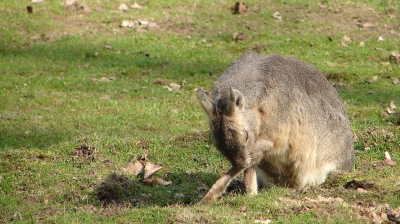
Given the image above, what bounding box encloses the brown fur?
[197,51,354,204]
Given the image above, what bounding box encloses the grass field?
[1,0,399,223]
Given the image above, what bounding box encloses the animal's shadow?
[90,171,245,207]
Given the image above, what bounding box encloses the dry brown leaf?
[123,159,144,176]
[356,187,368,193]
[131,2,143,9]
[343,35,352,42]
[385,151,392,160]
[141,176,172,186]
[383,151,397,166]
[99,77,116,82]
[386,107,395,114]
[370,75,378,83]
[254,219,272,224]
[169,83,181,91]
[356,22,376,28]
[118,3,129,11]
[384,159,397,166]
[392,78,399,85]
[144,162,163,179]
[272,11,282,21]
[390,101,396,110]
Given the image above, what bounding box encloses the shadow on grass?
[0,126,72,149]
[90,171,245,207]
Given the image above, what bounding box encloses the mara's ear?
[225,87,244,115]
[197,87,215,118]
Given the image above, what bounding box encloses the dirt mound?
[71,145,97,163]
[95,173,136,205]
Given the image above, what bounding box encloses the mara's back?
[213,51,345,115]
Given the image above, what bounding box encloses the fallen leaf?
[370,76,378,83]
[386,108,395,114]
[99,77,116,82]
[131,2,143,9]
[32,0,44,3]
[138,20,149,27]
[390,101,396,110]
[356,22,376,28]
[123,159,144,176]
[378,36,384,41]
[356,187,368,193]
[141,176,172,186]
[118,3,129,11]
[384,151,392,160]
[392,78,399,85]
[143,162,163,179]
[359,41,365,47]
[343,35,352,42]
[254,219,272,224]
[272,11,282,21]
[384,159,397,166]
[169,83,181,91]
[120,20,137,28]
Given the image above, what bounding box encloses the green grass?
[1,0,399,223]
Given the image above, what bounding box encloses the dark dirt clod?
[96,173,136,205]
[232,2,247,14]
[225,178,245,195]
[344,180,374,190]
[71,144,97,163]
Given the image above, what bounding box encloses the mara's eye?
[244,129,249,142]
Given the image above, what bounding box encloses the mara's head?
[197,87,257,168]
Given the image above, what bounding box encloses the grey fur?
[197,51,354,204]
